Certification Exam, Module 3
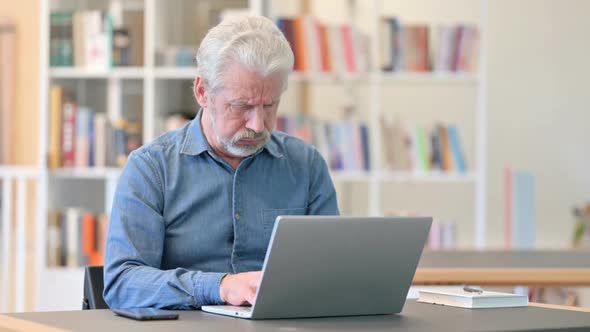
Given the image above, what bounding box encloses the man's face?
[206,63,283,157]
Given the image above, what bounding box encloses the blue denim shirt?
[103,111,339,309]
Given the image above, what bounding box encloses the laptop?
[201,216,432,319]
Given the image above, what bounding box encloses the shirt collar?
[180,109,283,158]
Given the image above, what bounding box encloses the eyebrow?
[228,98,279,105]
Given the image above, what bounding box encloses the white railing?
[0,166,40,313]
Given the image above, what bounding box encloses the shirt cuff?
[195,272,227,306]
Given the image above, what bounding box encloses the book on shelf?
[155,46,197,67]
[379,17,479,73]
[427,221,457,250]
[112,28,130,67]
[381,118,467,174]
[276,114,370,172]
[51,9,144,68]
[505,169,536,249]
[123,9,144,67]
[48,84,142,169]
[418,288,528,309]
[50,11,74,67]
[276,16,371,75]
[47,208,108,268]
[572,203,590,248]
[0,17,15,165]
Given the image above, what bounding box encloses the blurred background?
[0,0,589,312]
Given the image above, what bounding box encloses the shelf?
[0,166,40,178]
[379,71,478,83]
[330,170,477,183]
[290,72,369,82]
[331,170,371,182]
[49,67,145,79]
[48,67,476,83]
[289,71,476,83]
[154,67,198,79]
[376,171,478,183]
[50,167,122,179]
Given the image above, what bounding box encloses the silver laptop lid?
[250,216,432,319]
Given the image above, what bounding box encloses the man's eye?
[232,104,252,112]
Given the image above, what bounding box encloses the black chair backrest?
[82,265,109,310]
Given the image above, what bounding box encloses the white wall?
[487,0,590,248]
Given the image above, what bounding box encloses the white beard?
[209,110,270,157]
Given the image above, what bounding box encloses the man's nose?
[246,106,265,133]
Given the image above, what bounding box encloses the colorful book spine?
[505,169,536,249]
[61,99,77,167]
[48,209,109,267]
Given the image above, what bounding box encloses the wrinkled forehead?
[217,64,285,102]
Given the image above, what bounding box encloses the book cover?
[418,288,528,309]
[93,112,107,167]
[512,170,536,249]
[65,208,80,267]
[327,25,345,74]
[96,213,108,264]
[61,98,77,167]
[293,16,307,72]
[379,18,393,71]
[505,169,536,249]
[340,25,356,73]
[360,124,370,171]
[47,210,62,267]
[74,107,90,168]
[447,125,466,173]
[438,125,452,171]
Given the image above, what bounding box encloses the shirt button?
[235,213,241,220]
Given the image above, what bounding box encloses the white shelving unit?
[363,0,488,249]
[35,0,488,311]
[276,0,488,247]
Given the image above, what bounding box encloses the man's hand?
[219,271,262,305]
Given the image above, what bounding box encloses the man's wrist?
[219,273,229,303]
[196,272,227,305]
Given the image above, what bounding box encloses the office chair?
[82,265,109,310]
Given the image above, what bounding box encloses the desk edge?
[0,314,66,332]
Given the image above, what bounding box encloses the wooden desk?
[1,301,590,332]
[414,250,590,286]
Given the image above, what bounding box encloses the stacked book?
[276,16,371,74]
[276,114,370,172]
[50,9,144,68]
[48,85,142,169]
[379,17,479,72]
[381,118,467,174]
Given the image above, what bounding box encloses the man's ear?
[194,76,207,108]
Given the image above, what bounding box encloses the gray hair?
[196,15,294,94]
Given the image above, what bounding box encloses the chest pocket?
[261,207,307,248]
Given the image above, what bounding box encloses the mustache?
[232,129,270,142]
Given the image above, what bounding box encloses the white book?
[327,25,345,74]
[418,288,528,309]
[303,16,321,73]
[74,107,90,168]
[93,112,107,167]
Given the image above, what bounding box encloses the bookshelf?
[273,0,487,247]
[35,0,488,311]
